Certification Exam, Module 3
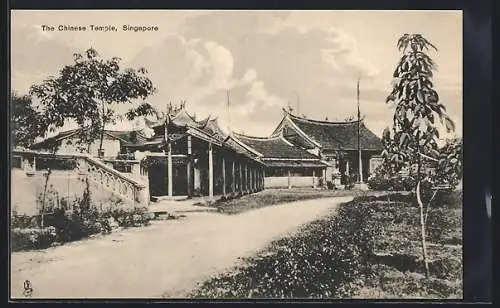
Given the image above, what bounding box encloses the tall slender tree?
[381,34,460,277]
[30,48,156,156]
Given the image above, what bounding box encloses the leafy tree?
[125,102,159,121]
[381,34,461,277]
[10,92,47,149]
[30,47,156,156]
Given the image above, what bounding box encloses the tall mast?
[357,77,363,183]
[296,92,300,116]
[226,90,231,134]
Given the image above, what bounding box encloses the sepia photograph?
[10,10,463,299]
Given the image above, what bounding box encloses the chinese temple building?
[271,109,384,186]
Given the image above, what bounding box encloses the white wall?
[265,176,319,188]
[58,138,121,157]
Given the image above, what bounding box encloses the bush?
[326,181,334,190]
[367,174,416,191]
[11,214,38,229]
[103,206,151,228]
[11,227,57,251]
[192,199,381,298]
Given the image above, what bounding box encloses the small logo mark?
[23,280,33,297]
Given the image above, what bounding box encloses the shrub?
[11,214,38,229]
[103,206,151,228]
[192,198,381,298]
[367,174,417,192]
[326,181,334,190]
[11,227,57,251]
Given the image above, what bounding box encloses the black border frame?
[2,0,493,305]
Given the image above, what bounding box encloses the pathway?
[11,196,353,299]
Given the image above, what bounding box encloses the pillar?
[231,159,236,194]
[208,143,213,199]
[131,163,140,178]
[23,159,29,172]
[250,166,254,192]
[187,136,193,196]
[253,168,256,191]
[358,150,364,183]
[288,169,291,189]
[244,163,248,193]
[32,156,36,172]
[167,143,173,197]
[222,155,226,196]
[312,169,316,188]
[263,168,266,190]
[239,162,243,193]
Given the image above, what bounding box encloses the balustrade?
[12,150,149,207]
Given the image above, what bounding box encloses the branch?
[424,189,438,226]
[419,153,438,162]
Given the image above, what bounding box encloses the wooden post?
[232,159,236,194]
[245,164,248,193]
[312,169,316,188]
[222,155,226,196]
[263,168,266,190]
[288,169,291,189]
[187,136,192,196]
[209,143,213,199]
[239,162,243,193]
[253,168,256,192]
[167,143,173,197]
[249,166,253,192]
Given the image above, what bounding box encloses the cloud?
[11,24,75,93]
[128,34,242,110]
[11,11,461,139]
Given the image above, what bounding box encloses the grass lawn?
[207,188,388,215]
[189,190,462,299]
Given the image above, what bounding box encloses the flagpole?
[226,90,231,134]
[357,77,363,184]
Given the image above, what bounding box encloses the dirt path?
[11,196,353,299]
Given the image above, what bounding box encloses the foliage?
[432,138,463,188]
[125,102,159,121]
[10,92,47,148]
[380,34,462,277]
[213,188,370,215]
[192,200,379,299]
[192,192,462,299]
[11,227,57,252]
[344,173,358,190]
[29,47,156,153]
[367,169,416,191]
[11,180,151,251]
[382,34,456,179]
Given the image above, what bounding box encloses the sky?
[11,10,463,139]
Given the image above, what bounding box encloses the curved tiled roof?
[31,128,146,149]
[287,113,383,151]
[232,133,318,159]
[202,118,227,142]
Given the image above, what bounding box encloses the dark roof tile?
[233,133,319,159]
[288,114,383,151]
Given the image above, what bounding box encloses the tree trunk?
[98,101,106,158]
[416,180,430,277]
[40,168,52,228]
